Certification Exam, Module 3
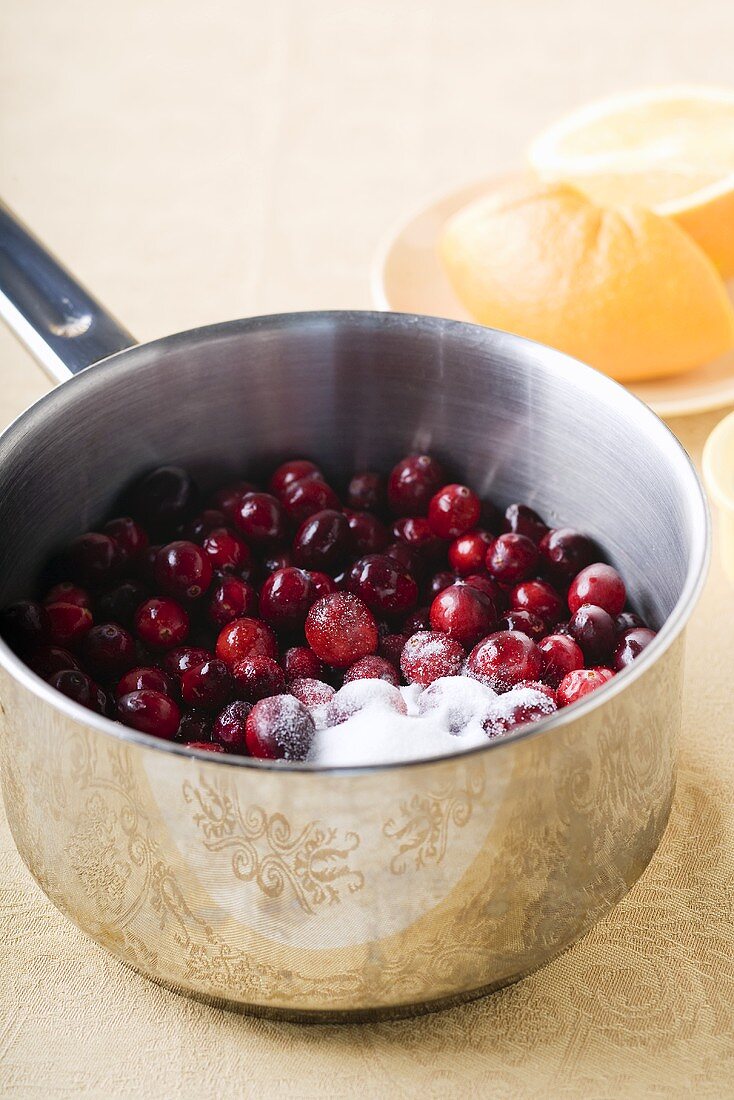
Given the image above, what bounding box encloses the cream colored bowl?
[703,409,734,585]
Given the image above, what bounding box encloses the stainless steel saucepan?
[0,202,709,1021]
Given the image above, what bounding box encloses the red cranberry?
[429,583,495,647]
[615,611,647,636]
[392,517,445,561]
[283,645,325,682]
[344,655,400,686]
[467,630,543,692]
[44,582,91,609]
[486,533,539,583]
[116,666,172,700]
[400,630,466,686]
[155,541,213,600]
[235,492,286,544]
[346,511,390,554]
[427,484,481,539]
[347,554,418,616]
[95,580,148,628]
[384,541,422,577]
[177,709,214,743]
[1,599,50,654]
[49,669,107,714]
[613,627,656,671]
[30,646,81,679]
[216,617,277,667]
[428,570,457,598]
[135,597,189,649]
[289,678,335,707]
[46,602,93,648]
[232,655,285,701]
[557,667,614,707]
[328,680,407,725]
[510,579,564,625]
[260,550,293,576]
[293,510,352,572]
[245,695,315,760]
[448,530,494,575]
[211,481,257,522]
[462,573,506,609]
[484,684,557,737]
[305,592,378,668]
[281,479,340,524]
[259,567,315,629]
[503,503,549,544]
[269,459,322,498]
[379,632,409,668]
[568,563,626,616]
[127,465,197,535]
[161,646,212,681]
[539,528,596,582]
[347,471,385,513]
[202,528,250,574]
[118,689,181,738]
[184,508,227,542]
[82,623,137,679]
[402,606,431,634]
[180,658,233,709]
[186,740,224,753]
[308,571,338,600]
[104,516,149,560]
[538,634,585,687]
[65,533,123,588]
[208,577,258,626]
[569,604,617,663]
[212,700,252,752]
[497,610,546,642]
[388,454,446,516]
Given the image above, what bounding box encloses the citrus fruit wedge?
[528,86,734,276]
[439,179,734,383]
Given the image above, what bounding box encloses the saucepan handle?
[0,201,136,384]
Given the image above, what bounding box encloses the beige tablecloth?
[2,2,734,1095]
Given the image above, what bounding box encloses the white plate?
[371,175,734,418]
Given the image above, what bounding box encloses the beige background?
[2,1,734,1096]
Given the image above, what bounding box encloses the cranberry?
[232,655,285,701]
[211,481,257,522]
[384,541,422,577]
[202,528,250,574]
[180,658,233,709]
[538,634,585,687]
[388,454,446,516]
[135,597,189,649]
[539,528,596,582]
[260,550,292,576]
[613,627,657,671]
[177,709,214,743]
[282,479,340,524]
[343,655,400,686]
[269,459,322,498]
[568,563,626,616]
[127,465,197,535]
[211,700,252,751]
[347,471,385,513]
[348,554,418,617]
[402,606,431,634]
[392,517,445,561]
[467,630,543,692]
[510,579,564,625]
[44,582,91,609]
[283,645,324,682]
[1,599,50,654]
[118,689,181,739]
[293,510,352,572]
[428,570,457,598]
[517,680,558,704]
[305,593,378,668]
[307,571,338,600]
[259,567,314,629]
[103,516,149,560]
[462,573,506,609]
[430,582,494,648]
[186,740,224,753]
[30,646,81,679]
[448,530,493,575]
[378,633,408,669]
[346,511,390,555]
[46,602,93,648]
[95,580,148,628]
[184,508,227,542]
[557,667,614,707]
[497,610,546,642]
[615,611,647,636]
[234,492,286,544]
[400,631,466,686]
[569,604,616,664]
[155,541,213,600]
[116,666,172,700]
[65,533,123,588]
[82,623,137,680]
[245,695,315,760]
[328,680,407,725]
[161,646,212,681]
[484,684,557,738]
[216,617,277,666]
[49,669,107,714]
[208,576,258,626]
[428,484,481,539]
[503,503,549,544]
[289,678,335,707]
[486,533,539,583]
